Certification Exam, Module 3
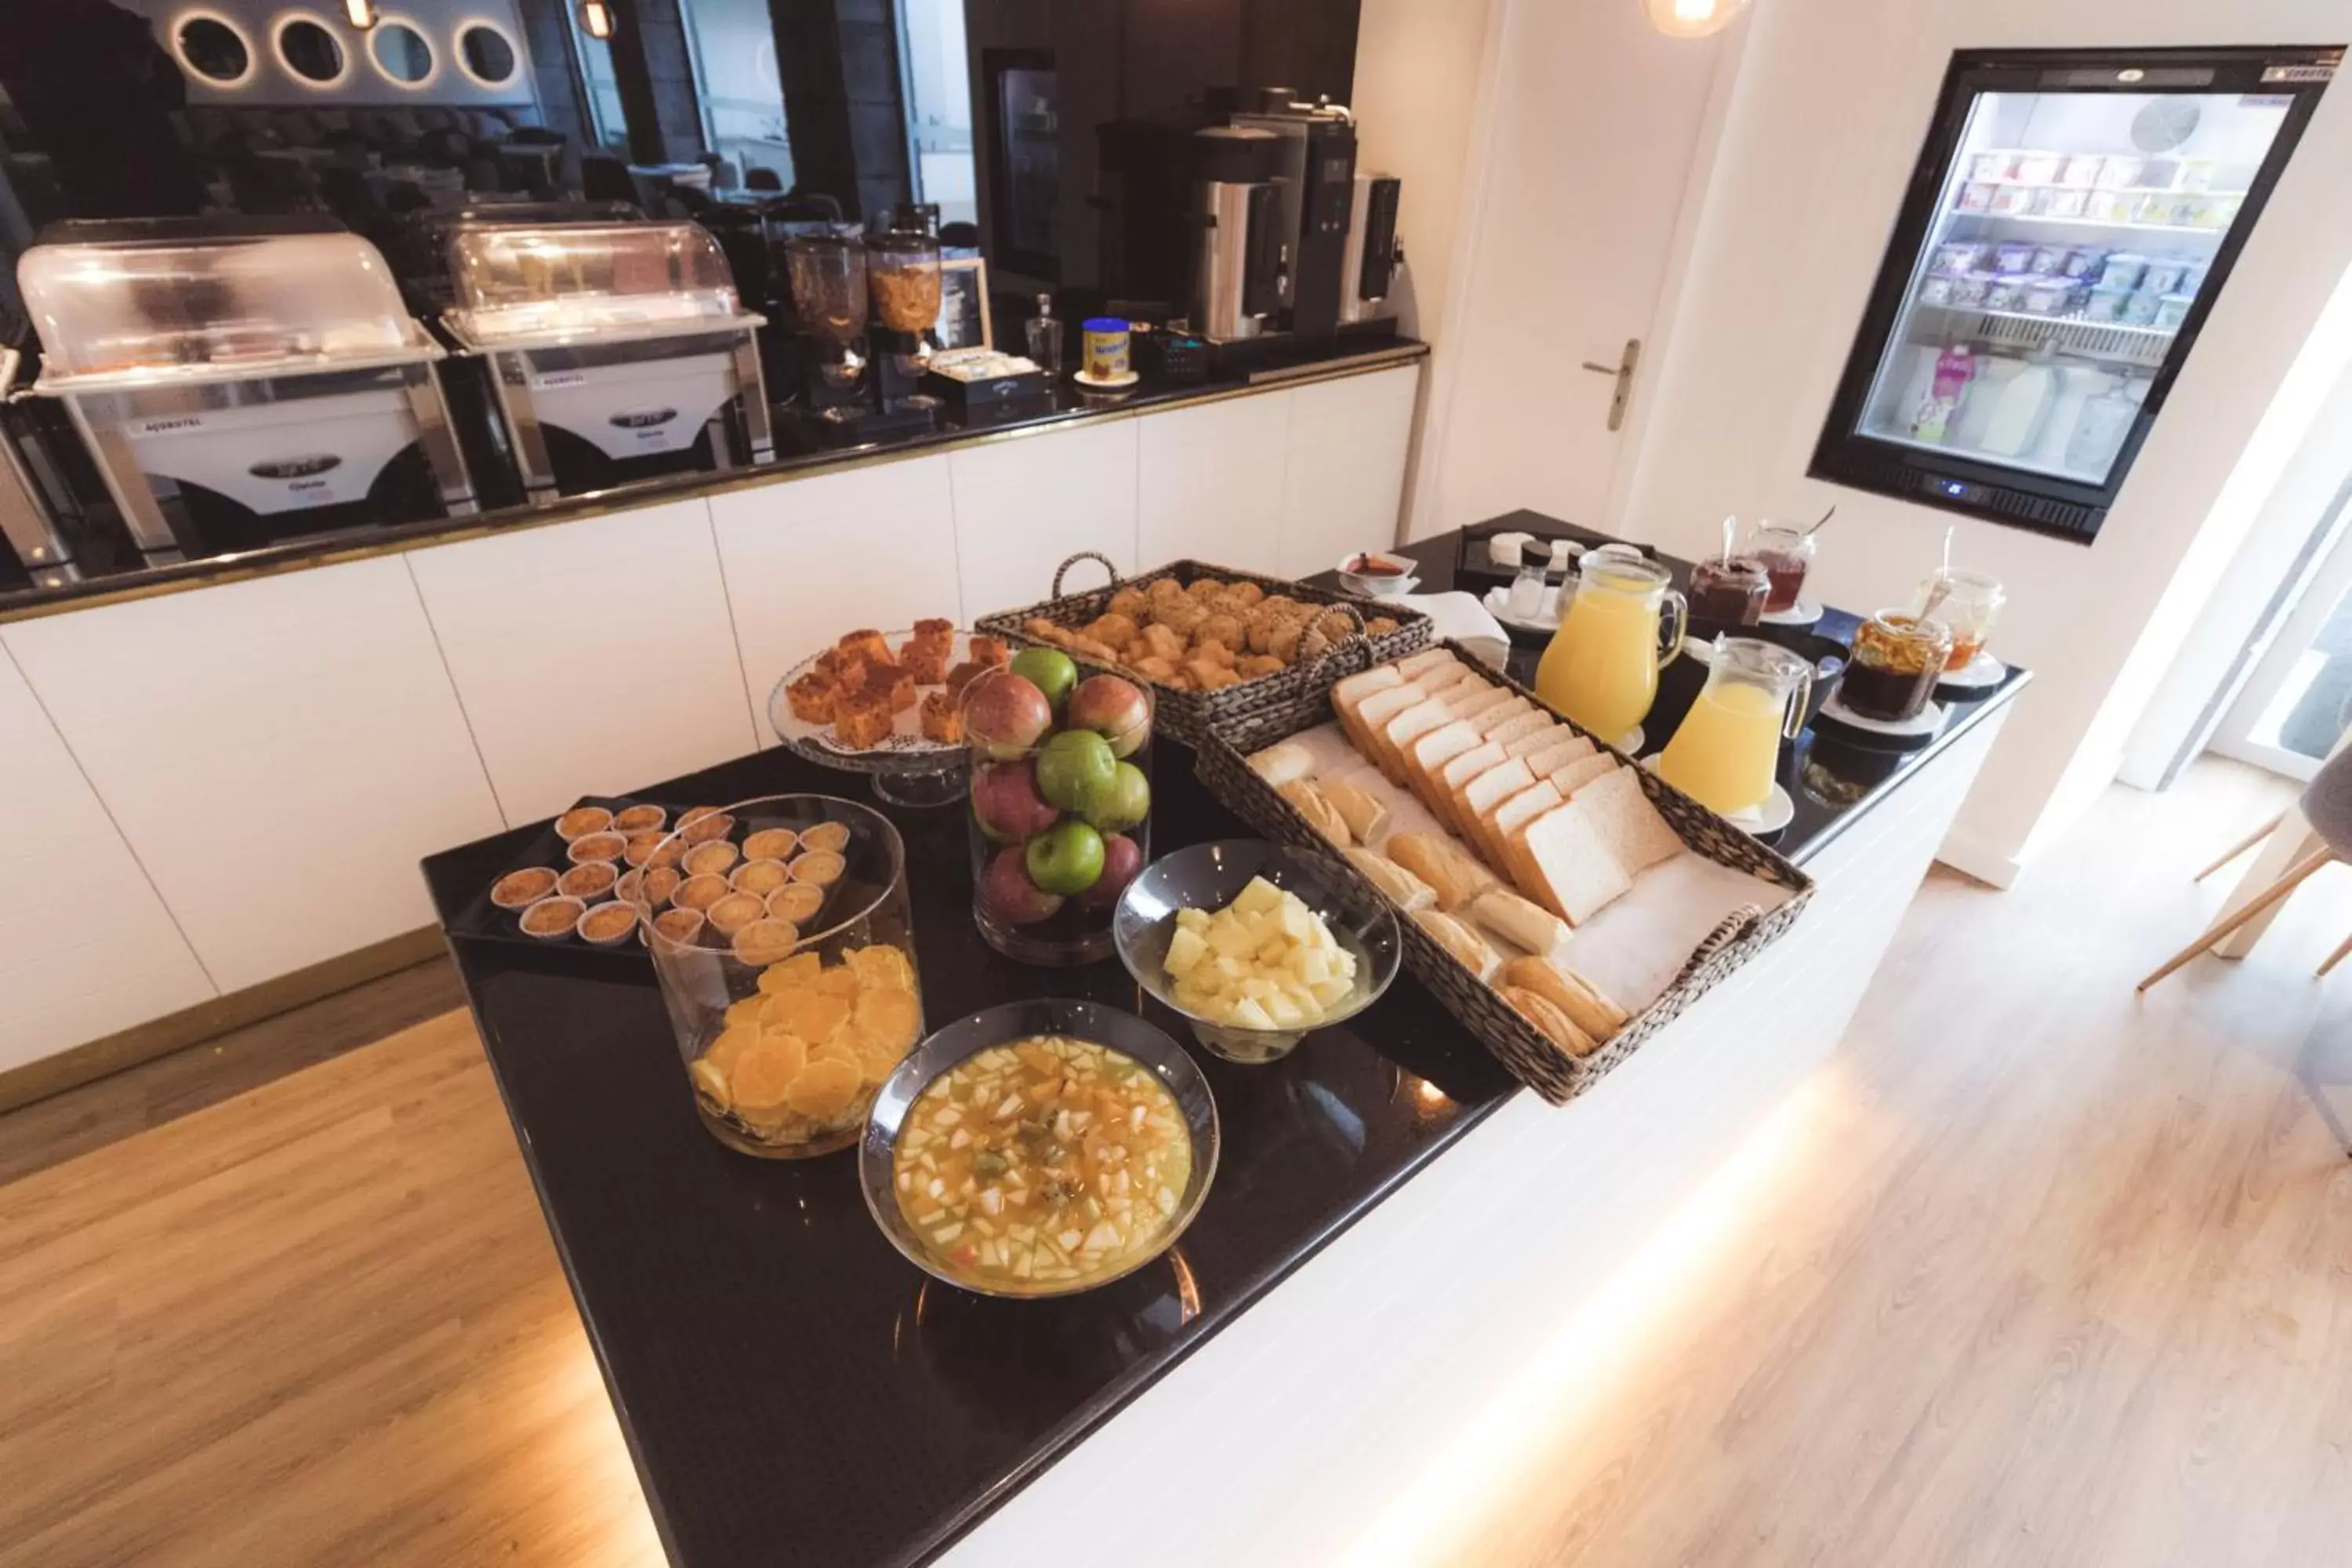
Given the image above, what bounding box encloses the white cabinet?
[1136,394,1290,576]
[0,649,214,1071]
[2,559,504,994]
[408,499,757,820]
[1277,365,1420,580]
[709,456,964,737]
[949,421,1139,619]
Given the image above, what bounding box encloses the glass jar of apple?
[960,648,1153,964]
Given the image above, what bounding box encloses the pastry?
[683,840,740,878]
[622,831,667,868]
[674,873,731,913]
[786,672,839,724]
[910,616,953,642]
[768,883,824,925]
[612,804,666,833]
[577,902,640,946]
[967,634,1010,668]
[742,827,798,861]
[706,891,768,938]
[1500,984,1597,1058]
[520,896,586,938]
[920,690,963,743]
[557,862,617,902]
[899,638,951,685]
[642,866,683,908]
[837,629,892,665]
[568,833,626,865]
[800,822,850,854]
[492,868,558,909]
[554,805,612,841]
[833,695,895,750]
[731,918,801,967]
[650,907,705,946]
[681,812,735,844]
[791,850,847,887]
[731,858,791,897]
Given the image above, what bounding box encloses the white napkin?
[1397,590,1511,669]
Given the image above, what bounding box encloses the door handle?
[1579,337,1642,432]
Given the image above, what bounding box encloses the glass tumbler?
[964,666,1154,966]
[1912,569,2005,675]
[636,794,924,1160]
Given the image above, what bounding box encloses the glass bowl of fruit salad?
[1112,840,1401,1064]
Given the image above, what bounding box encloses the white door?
[1414,0,1731,537]
[2212,496,2352,781]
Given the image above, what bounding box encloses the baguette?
[1279,779,1352,849]
[1388,831,1498,913]
[1322,778,1390,846]
[1247,739,1317,789]
[1500,984,1599,1058]
[1414,908,1498,981]
[1499,955,1630,1043]
[1345,848,1435,912]
[1469,887,1574,963]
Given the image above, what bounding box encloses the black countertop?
[423,517,2025,1567]
[0,334,1424,622]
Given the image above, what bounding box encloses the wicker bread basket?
[1193,641,1814,1104]
[974,552,1434,746]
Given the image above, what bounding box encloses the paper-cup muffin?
[799,821,850,855]
[682,840,740,878]
[519,896,586,939]
[491,867,559,909]
[615,868,645,906]
[648,906,705,946]
[706,891,766,938]
[558,862,618,902]
[731,858,790,897]
[612,804,668,834]
[647,836,688,870]
[767,882,823,926]
[674,873,730,913]
[623,831,669,868]
[789,849,846,887]
[568,833,627,865]
[742,827,799,861]
[729,918,800,967]
[642,866,683,909]
[554,805,614,842]
[681,811,736,845]
[576,901,641,946]
[677,805,721,829]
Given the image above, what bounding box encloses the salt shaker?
[1507,561,1549,622]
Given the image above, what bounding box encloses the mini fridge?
[1811,46,2338,543]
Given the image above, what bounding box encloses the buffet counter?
[419,524,2026,1566]
[0,347,1420,1093]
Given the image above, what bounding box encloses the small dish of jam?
[1338,551,1418,598]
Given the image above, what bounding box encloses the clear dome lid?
[18,220,437,391]
[441,220,760,348]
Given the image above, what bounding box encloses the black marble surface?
[0,333,1422,619]
[423,518,2026,1567]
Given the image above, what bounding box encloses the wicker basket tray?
[1193,641,1815,1104]
[974,552,1434,746]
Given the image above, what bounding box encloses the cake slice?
[1515,799,1635,924]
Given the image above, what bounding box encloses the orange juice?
[1535,557,1682,739]
[1655,679,1782,815]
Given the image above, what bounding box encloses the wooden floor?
[4,757,2350,1566]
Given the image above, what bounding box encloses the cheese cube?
[1165,926,1207,976]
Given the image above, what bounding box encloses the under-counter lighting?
[1642,0,1750,38]
[579,0,615,39]
[343,0,378,27]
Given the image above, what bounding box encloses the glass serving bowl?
[858,997,1220,1299]
[1112,840,1402,1065]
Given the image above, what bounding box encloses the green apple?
[1009,647,1079,713]
[1025,819,1105,895]
[1083,760,1150,833]
[1034,728,1116,813]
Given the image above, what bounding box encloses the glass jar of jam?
[1911,569,2005,677]
[1740,522,1816,614]
[1842,612,1952,723]
[1686,557,1770,626]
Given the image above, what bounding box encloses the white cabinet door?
[709,456,964,739]
[949,421,1139,619]
[1277,366,1420,580]
[408,499,758,820]
[3,559,505,994]
[1136,394,1290,577]
[0,649,213,1071]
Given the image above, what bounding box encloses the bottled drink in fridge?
[2065,376,2140,475]
[1909,344,1976,443]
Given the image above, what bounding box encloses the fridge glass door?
[1855,89,2292,488]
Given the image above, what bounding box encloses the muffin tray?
[448,795,688,963]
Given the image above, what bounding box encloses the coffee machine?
[1228,92,1359,339]
[1189,125,1288,343]
[1340,172,1405,324]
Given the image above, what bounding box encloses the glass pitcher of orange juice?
[1535,554,1687,742]
[1654,637,1813,816]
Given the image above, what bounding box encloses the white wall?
[1581,0,2352,882]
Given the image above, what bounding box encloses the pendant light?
[579,0,615,40]
[1641,0,1750,39]
[342,0,377,27]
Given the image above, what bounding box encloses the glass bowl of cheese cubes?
[1112,840,1400,1064]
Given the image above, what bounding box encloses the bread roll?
[1323,779,1390,846]
[1499,955,1628,1043]
[1413,908,1497,981]
[1469,888,1573,963]
[1500,984,1598,1058]
[1247,740,1316,789]
[1278,779,1352,849]
[1345,848,1433,912]
[1387,831,1498,913]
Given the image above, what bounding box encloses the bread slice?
[1431,741,1505,834]
[1568,765,1685,875]
[1330,667,1403,750]
[1443,682,1516,725]
[1516,799,1634,924]
[1405,720,1485,815]
[1546,751,1618,797]
[1396,648,1461,681]
[1378,698,1461,784]
[1523,734,1596,780]
[1502,723,1571,760]
[1457,758,1534,863]
[1347,681,1436,772]
[1471,696,1536,739]
[1487,779,1563,892]
[1484,710,1556,751]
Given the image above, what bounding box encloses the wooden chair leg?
[2318,929,2352,978]
[2196,808,2291,881]
[2139,848,2336,993]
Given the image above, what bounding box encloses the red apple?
[961,670,1052,759]
[971,759,1060,842]
[1077,833,1144,909]
[978,844,1064,924]
[1065,673,1151,757]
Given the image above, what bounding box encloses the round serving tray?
[766,628,982,807]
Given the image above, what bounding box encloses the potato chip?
[705,1024,760,1076]
[844,945,914,993]
[724,995,766,1029]
[733,1035,808,1109]
[763,988,850,1042]
[811,965,862,1000]
[851,1029,906,1083]
[690,1058,731,1106]
[810,1038,862,1072]
[852,987,920,1058]
[785,1056,862,1119]
[759,952,823,993]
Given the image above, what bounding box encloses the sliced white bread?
[1404,720,1485,815]
[1523,733,1596,780]
[1502,723,1571,760]
[1487,779,1564,894]
[1545,751,1618,797]
[1396,648,1461,681]
[1484,710,1557,751]
[1457,757,1535,866]
[1330,667,1403,744]
[1443,682,1517,726]
[1346,681,1436,773]
[1432,740,1507,834]
[1377,697,1462,784]
[1568,765,1686,874]
[1515,797,1634,925]
[1470,696,1536,739]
